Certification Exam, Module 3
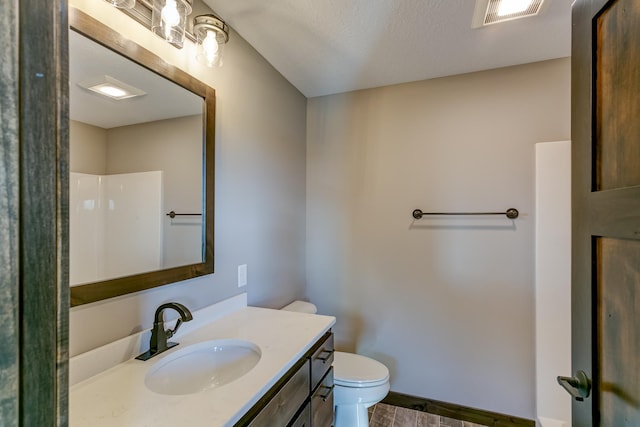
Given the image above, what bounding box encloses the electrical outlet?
[238,264,247,287]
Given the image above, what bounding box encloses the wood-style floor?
[369,403,488,427]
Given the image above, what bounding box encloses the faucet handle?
[159,302,193,339]
[166,318,184,339]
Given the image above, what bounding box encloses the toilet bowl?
[281,301,390,427]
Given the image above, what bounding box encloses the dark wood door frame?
[571,0,595,424]
[0,0,21,423]
[1,0,69,425]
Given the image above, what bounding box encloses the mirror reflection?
[69,29,205,287]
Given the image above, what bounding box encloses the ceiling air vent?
[473,0,545,27]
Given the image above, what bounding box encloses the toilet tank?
[281,300,317,314]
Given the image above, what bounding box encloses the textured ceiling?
[203,0,572,97]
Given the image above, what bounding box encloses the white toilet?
[281,301,390,427]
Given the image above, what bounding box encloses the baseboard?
[382,391,535,427]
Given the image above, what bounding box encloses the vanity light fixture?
[112,0,231,63]
[151,0,192,48]
[472,0,545,27]
[193,14,230,68]
[103,0,136,9]
[78,75,147,100]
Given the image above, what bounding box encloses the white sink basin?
[144,339,261,395]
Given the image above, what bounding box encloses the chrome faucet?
[136,302,193,361]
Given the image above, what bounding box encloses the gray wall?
[69,0,307,356]
[69,120,107,175]
[306,58,571,418]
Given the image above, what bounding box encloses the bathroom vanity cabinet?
[238,332,334,427]
[70,302,336,426]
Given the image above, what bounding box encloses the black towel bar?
[412,208,519,220]
[166,211,202,219]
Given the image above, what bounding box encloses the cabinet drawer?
[248,360,310,427]
[310,333,334,392]
[289,401,311,427]
[311,368,334,427]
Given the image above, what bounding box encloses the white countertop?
[70,303,335,426]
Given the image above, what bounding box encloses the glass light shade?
[103,0,135,9]
[196,29,227,67]
[194,15,229,68]
[151,0,192,49]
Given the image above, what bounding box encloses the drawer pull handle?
[317,385,334,402]
[316,349,334,363]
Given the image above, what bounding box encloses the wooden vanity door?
[571,0,640,425]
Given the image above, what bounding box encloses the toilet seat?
[335,376,389,388]
[333,351,389,388]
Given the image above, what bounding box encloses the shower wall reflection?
[69,115,203,286]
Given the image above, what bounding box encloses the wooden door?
[569,0,640,425]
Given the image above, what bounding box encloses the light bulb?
[497,0,532,16]
[202,31,219,64]
[161,0,181,28]
[97,85,128,98]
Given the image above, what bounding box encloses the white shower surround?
[534,141,572,427]
[69,171,163,286]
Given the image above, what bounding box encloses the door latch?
[557,370,591,401]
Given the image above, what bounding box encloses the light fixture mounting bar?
[193,14,229,43]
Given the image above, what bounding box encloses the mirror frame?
[69,7,215,306]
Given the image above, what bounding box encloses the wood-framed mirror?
[69,7,214,306]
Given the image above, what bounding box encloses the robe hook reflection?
[412,208,519,220]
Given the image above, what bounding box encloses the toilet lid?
[333,351,389,387]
